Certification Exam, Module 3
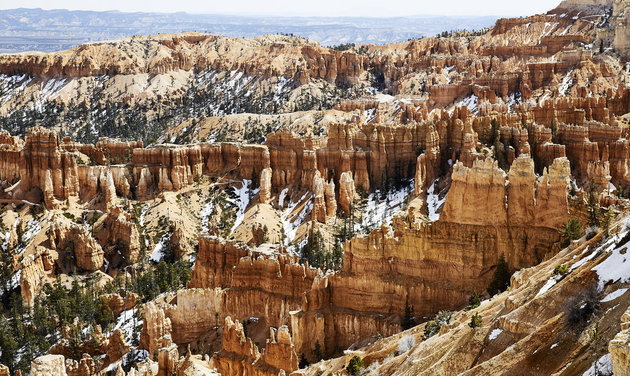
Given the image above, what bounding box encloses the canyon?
[1,0,630,375]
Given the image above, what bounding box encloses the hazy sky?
[6,0,564,17]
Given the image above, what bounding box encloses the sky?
[5,0,564,17]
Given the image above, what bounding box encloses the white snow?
[278,188,289,208]
[560,25,572,36]
[593,233,630,291]
[110,308,142,344]
[582,353,613,376]
[559,70,574,96]
[427,180,446,222]
[550,343,559,349]
[488,328,503,341]
[460,94,478,113]
[281,191,312,246]
[150,234,169,263]
[364,108,377,124]
[16,218,42,254]
[536,274,562,298]
[570,247,597,272]
[138,204,150,248]
[506,92,521,113]
[200,201,215,234]
[358,180,413,231]
[601,288,628,303]
[227,179,258,235]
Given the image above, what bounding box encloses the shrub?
[487,253,512,296]
[423,320,441,340]
[565,285,600,328]
[397,334,415,354]
[553,264,569,277]
[422,311,452,340]
[346,355,364,376]
[469,313,483,329]
[585,226,599,241]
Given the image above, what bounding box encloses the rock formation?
[610,306,630,376]
[49,220,104,271]
[139,302,173,360]
[30,355,68,376]
[213,317,299,376]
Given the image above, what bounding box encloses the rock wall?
[0,34,368,86]
[213,317,299,376]
[30,355,68,376]
[290,156,570,360]
[610,306,630,376]
[49,220,104,271]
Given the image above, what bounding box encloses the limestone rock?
[610,307,630,376]
[30,355,67,376]
[20,255,47,306]
[169,221,192,260]
[338,171,356,214]
[140,302,173,360]
[50,220,104,272]
[259,167,273,204]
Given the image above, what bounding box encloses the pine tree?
[602,206,615,236]
[560,218,582,248]
[587,179,600,228]
[402,297,416,330]
[466,290,481,310]
[469,313,483,329]
[487,254,511,296]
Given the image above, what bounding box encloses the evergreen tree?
[560,218,582,248]
[487,254,512,296]
[587,179,600,228]
[402,297,416,330]
[469,313,483,329]
[346,355,364,376]
[466,290,481,311]
[602,206,615,236]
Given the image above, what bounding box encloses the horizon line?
[0,7,530,19]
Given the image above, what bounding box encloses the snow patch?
[282,191,312,247]
[460,94,478,114]
[200,201,215,234]
[536,274,562,298]
[427,180,446,222]
[358,180,413,231]
[488,328,503,341]
[150,234,170,263]
[582,353,612,376]
[602,288,628,303]
[559,70,574,96]
[593,234,630,291]
[227,179,258,235]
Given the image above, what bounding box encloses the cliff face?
[14,127,79,208]
[288,155,570,360]
[300,214,630,376]
[172,154,568,363]
[188,237,319,330]
[0,34,368,86]
[49,220,104,271]
[213,317,299,376]
[610,306,630,376]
